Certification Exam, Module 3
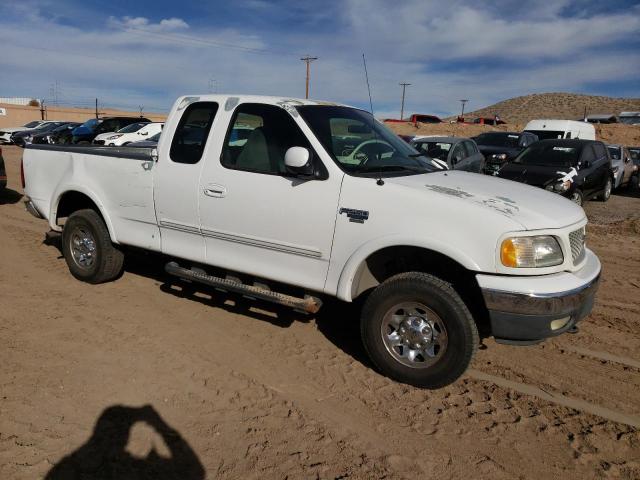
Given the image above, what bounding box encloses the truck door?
[153,101,219,263]
[197,102,342,292]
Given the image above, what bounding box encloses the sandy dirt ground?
[1,144,639,479]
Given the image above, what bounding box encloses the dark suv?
[71,116,151,144]
[497,139,613,206]
[473,131,539,175]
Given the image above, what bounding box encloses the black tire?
[569,188,584,206]
[62,209,124,284]
[77,140,91,145]
[599,176,612,202]
[360,272,479,389]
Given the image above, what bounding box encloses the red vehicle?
[384,114,443,124]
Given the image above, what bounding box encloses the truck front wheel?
[62,209,124,284]
[361,272,478,389]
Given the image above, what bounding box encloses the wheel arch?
[53,188,117,242]
[335,240,490,336]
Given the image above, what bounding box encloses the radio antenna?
[362,53,374,115]
[362,53,385,185]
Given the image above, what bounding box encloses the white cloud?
[107,15,189,33]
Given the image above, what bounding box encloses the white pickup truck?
[22,95,601,388]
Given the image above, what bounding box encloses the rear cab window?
[170,102,219,164]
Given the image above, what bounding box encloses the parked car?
[128,131,161,148]
[411,136,484,172]
[497,139,612,206]
[23,94,601,389]
[473,117,506,126]
[629,147,640,189]
[619,112,640,126]
[10,121,69,147]
[93,122,163,146]
[32,122,81,144]
[524,119,596,140]
[0,120,54,144]
[71,116,151,144]
[473,131,538,175]
[0,147,6,190]
[606,145,636,189]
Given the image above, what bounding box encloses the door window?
[170,102,219,164]
[221,103,311,175]
[451,144,465,164]
[463,141,477,156]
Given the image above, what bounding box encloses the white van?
[524,119,596,140]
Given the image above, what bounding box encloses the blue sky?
[0,0,639,118]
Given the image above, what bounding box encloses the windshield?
[474,133,520,148]
[296,105,437,176]
[525,130,566,140]
[414,141,452,161]
[23,121,42,128]
[620,115,640,125]
[118,122,148,133]
[35,122,63,131]
[607,146,621,160]
[514,143,578,167]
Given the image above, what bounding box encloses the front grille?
[569,227,586,264]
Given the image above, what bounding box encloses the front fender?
[331,235,482,302]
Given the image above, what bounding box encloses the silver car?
[607,145,635,189]
[411,136,485,172]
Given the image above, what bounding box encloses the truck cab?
[524,119,596,140]
[22,95,601,389]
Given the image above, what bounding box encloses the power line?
[300,55,318,99]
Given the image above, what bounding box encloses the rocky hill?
[455,92,640,124]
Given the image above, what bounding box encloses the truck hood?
[387,171,585,230]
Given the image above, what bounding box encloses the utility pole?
[139,105,144,118]
[40,100,46,120]
[95,98,99,119]
[399,82,411,120]
[459,99,469,118]
[300,55,318,99]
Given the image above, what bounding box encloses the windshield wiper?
[358,164,429,174]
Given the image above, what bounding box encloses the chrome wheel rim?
[70,227,96,269]
[570,192,582,205]
[604,179,611,199]
[380,302,448,369]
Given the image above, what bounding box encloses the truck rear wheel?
[62,209,124,284]
[361,272,478,389]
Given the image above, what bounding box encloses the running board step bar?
[165,261,322,314]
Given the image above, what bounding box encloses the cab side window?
[170,102,219,164]
[221,103,310,175]
[580,145,596,166]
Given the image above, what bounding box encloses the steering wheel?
[349,139,394,165]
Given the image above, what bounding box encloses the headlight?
[107,134,123,140]
[493,153,507,160]
[553,180,571,192]
[501,236,563,268]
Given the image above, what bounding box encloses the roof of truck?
[175,94,348,109]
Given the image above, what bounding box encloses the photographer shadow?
[45,404,205,480]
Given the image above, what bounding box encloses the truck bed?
[23,143,161,252]
[26,143,155,161]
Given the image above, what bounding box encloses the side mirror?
[141,131,148,136]
[285,146,314,177]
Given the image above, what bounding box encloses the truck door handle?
[203,184,227,198]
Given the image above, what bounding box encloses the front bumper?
[477,249,601,344]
